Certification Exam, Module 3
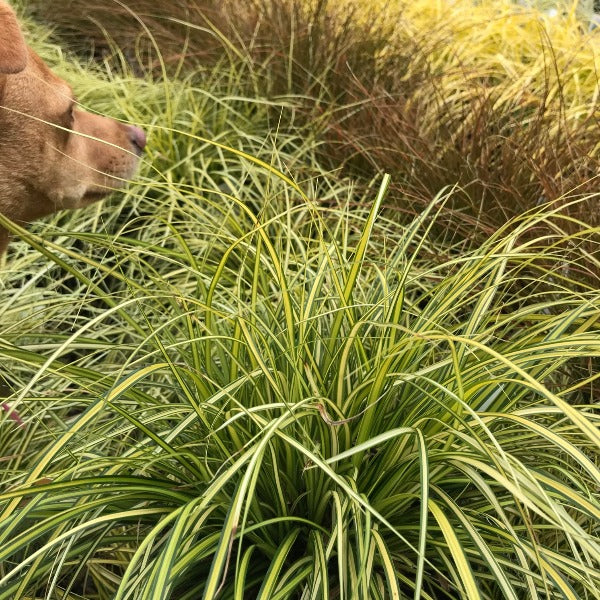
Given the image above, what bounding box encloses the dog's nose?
[128,125,147,153]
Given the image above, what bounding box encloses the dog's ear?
[0,1,28,74]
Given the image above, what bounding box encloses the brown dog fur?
[0,0,146,254]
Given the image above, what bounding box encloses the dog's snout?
[128,125,147,153]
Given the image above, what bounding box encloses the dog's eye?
[67,104,75,126]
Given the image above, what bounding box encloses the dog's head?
[0,0,145,230]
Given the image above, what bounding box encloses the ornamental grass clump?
[0,2,599,598]
[1,165,599,597]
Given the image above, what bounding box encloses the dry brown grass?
[22,0,600,241]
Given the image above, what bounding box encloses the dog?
[0,0,146,255]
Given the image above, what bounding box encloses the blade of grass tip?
[428,499,482,600]
[203,193,296,363]
[324,428,415,465]
[458,236,515,355]
[325,173,390,372]
[353,196,458,450]
[386,186,453,351]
